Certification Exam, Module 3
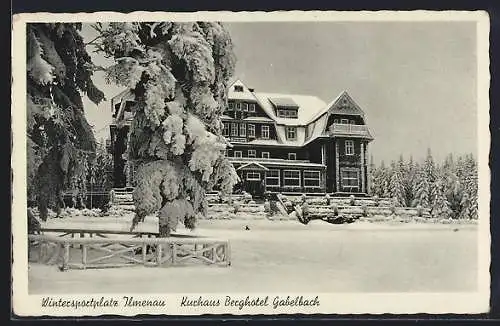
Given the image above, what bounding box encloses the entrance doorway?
[243,171,265,198]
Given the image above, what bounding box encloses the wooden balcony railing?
[329,123,372,138]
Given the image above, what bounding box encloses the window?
[234,151,242,158]
[242,103,248,111]
[234,85,244,92]
[345,140,355,155]
[277,109,298,118]
[235,102,241,111]
[266,170,280,186]
[248,124,255,137]
[341,168,359,188]
[261,152,270,159]
[248,149,256,158]
[288,110,298,118]
[246,172,261,181]
[261,125,270,139]
[286,127,296,140]
[283,170,301,187]
[240,123,246,137]
[223,123,230,136]
[304,171,321,187]
[288,152,297,160]
[231,123,238,136]
[228,102,234,111]
[249,103,256,112]
[340,118,349,124]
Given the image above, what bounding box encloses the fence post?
[171,243,177,265]
[142,243,147,265]
[62,243,70,271]
[157,244,163,266]
[82,244,87,269]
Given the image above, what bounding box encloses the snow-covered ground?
[29,217,478,294]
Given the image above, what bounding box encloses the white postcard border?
[11,10,491,316]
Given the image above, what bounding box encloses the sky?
[80,21,478,164]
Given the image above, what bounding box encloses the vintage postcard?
[11,10,490,317]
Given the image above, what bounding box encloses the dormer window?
[277,108,298,119]
[242,103,248,111]
[286,127,297,140]
[235,102,241,111]
[340,119,349,124]
[234,85,244,92]
[249,103,256,112]
[228,102,234,111]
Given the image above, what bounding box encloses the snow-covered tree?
[27,23,105,220]
[431,172,452,218]
[93,22,239,236]
[388,160,405,206]
[459,154,478,219]
[402,155,417,207]
[413,163,430,208]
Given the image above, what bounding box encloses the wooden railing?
[29,234,231,270]
[329,123,372,138]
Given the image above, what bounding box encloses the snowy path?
[29,219,478,294]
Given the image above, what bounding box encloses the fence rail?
[29,234,231,270]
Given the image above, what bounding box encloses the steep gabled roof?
[227,79,259,102]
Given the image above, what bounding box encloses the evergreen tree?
[93,22,238,236]
[26,23,105,220]
[389,160,405,206]
[431,171,452,218]
[413,163,430,208]
[402,155,416,207]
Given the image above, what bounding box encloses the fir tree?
[389,160,405,206]
[402,155,416,207]
[26,23,105,220]
[431,172,452,218]
[93,22,239,236]
[413,164,430,208]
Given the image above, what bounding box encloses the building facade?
[108,79,374,196]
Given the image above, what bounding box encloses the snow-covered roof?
[251,92,327,126]
[242,116,274,123]
[227,79,259,101]
[237,162,269,171]
[230,158,326,169]
[268,97,299,108]
[221,114,234,120]
[245,139,302,147]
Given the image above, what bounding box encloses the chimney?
[248,88,255,92]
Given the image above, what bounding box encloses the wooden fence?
[29,233,231,271]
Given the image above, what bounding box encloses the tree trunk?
[158,221,170,238]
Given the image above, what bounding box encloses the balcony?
[328,123,373,139]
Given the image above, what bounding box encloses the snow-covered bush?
[389,203,397,215]
[331,204,339,216]
[264,200,271,213]
[349,195,355,206]
[325,193,331,206]
[416,205,423,217]
[373,195,380,207]
[361,204,369,217]
[233,201,241,214]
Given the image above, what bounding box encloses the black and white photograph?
[11,11,490,316]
